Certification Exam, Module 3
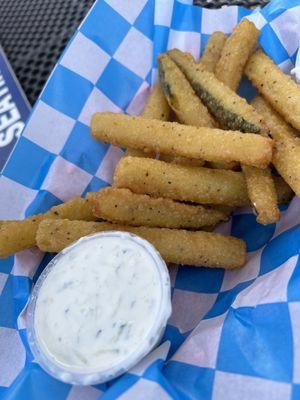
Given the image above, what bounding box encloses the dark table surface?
[0,0,95,105]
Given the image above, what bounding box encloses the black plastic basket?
[0,0,269,105]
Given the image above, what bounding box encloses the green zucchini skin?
[194,83,260,133]
[168,49,262,134]
[158,53,216,128]
[158,64,174,106]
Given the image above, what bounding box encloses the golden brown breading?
[114,156,249,206]
[168,48,264,133]
[36,219,246,269]
[215,19,260,91]
[242,166,280,224]
[92,187,228,228]
[158,53,216,127]
[200,31,227,72]
[245,49,300,130]
[124,82,170,158]
[91,113,273,168]
[252,96,300,196]
[0,196,96,258]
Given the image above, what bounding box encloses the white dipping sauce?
[29,232,171,384]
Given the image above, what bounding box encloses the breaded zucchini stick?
[211,176,292,206]
[158,54,216,127]
[114,156,249,206]
[215,19,260,91]
[125,79,207,166]
[125,82,170,158]
[252,96,300,196]
[242,166,280,224]
[158,54,238,170]
[168,48,264,133]
[169,49,279,223]
[212,21,277,224]
[91,113,273,168]
[92,187,228,228]
[245,50,300,130]
[114,157,290,208]
[36,219,246,269]
[140,82,170,120]
[0,196,96,258]
[200,32,227,72]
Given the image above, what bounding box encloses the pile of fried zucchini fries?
[1,18,299,270]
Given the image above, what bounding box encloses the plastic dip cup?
[27,231,172,385]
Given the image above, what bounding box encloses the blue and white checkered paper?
[1,0,300,399]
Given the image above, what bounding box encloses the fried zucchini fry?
[125,82,170,158]
[170,49,278,223]
[158,54,216,127]
[91,113,273,168]
[50,195,96,220]
[36,219,246,269]
[245,50,300,130]
[0,196,96,258]
[215,19,259,91]
[242,165,280,224]
[114,157,289,208]
[141,81,170,120]
[0,215,44,258]
[92,187,228,228]
[114,156,249,206]
[251,96,300,196]
[168,48,264,133]
[200,32,227,72]
[158,54,239,170]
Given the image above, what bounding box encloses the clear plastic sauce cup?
[27,231,172,385]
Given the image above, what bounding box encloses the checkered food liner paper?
[1,0,300,399]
